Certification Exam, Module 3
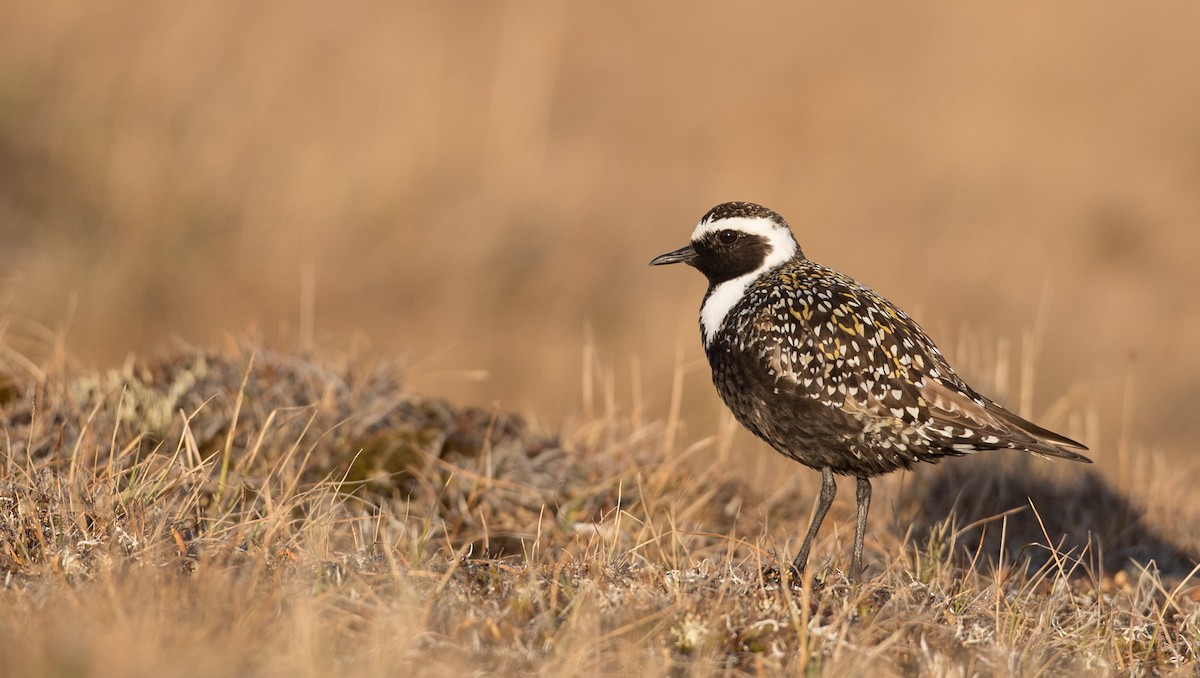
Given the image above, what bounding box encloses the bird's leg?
[792,467,836,573]
[851,476,872,580]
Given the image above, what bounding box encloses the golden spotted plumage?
[651,201,1090,578]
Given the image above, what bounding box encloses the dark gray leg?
[851,476,872,580]
[792,467,836,572]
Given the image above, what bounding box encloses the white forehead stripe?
[696,216,798,347]
[692,215,790,243]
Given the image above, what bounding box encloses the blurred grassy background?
[1,1,1198,462]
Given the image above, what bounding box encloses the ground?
[0,341,1197,676]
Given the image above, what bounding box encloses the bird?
[650,201,1091,579]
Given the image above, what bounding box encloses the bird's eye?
[717,230,739,245]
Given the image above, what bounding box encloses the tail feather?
[986,401,1092,463]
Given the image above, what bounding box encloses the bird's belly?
[712,365,928,477]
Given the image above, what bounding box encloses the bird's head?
[649,202,801,286]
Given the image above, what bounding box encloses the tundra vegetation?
[0,338,1196,676]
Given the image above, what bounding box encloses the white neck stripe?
[696,216,797,346]
[701,275,756,346]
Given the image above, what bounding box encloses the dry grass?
[1,334,1197,676]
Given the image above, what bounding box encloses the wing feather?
[738,261,1090,462]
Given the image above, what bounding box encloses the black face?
[691,229,772,285]
[651,203,797,282]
